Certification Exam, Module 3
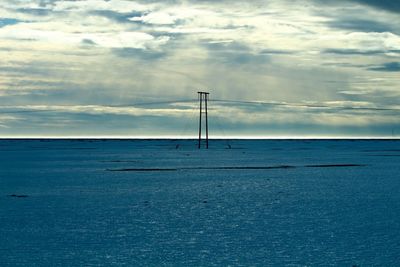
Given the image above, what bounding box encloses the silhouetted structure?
[198,92,209,149]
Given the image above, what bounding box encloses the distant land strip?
[107,168,177,172]
[305,164,366,168]
[107,164,365,172]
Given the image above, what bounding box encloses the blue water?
[1,139,400,266]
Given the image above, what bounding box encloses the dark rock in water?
[8,194,28,198]
[202,200,208,203]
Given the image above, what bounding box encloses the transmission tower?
[198,92,209,149]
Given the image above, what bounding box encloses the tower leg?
[197,91,209,149]
[198,93,202,149]
[205,94,209,149]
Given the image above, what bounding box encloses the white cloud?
[0,23,169,49]
[128,6,213,25]
[129,12,178,25]
[3,104,194,118]
[86,32,169,49]
[319,32,400,51]
[53,0,150,13]
[0,114,20,128]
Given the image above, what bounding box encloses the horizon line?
[0,135,399,140]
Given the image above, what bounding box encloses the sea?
[1,139,399,266]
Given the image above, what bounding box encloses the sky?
[0,0,399,138]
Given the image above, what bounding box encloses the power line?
[106,99,197,107]
[0,109,60,114]
[211,99,400,112]
[0,99,197,114]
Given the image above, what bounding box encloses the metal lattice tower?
[198,92,209,149]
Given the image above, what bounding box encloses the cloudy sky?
[0,0,399,137]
